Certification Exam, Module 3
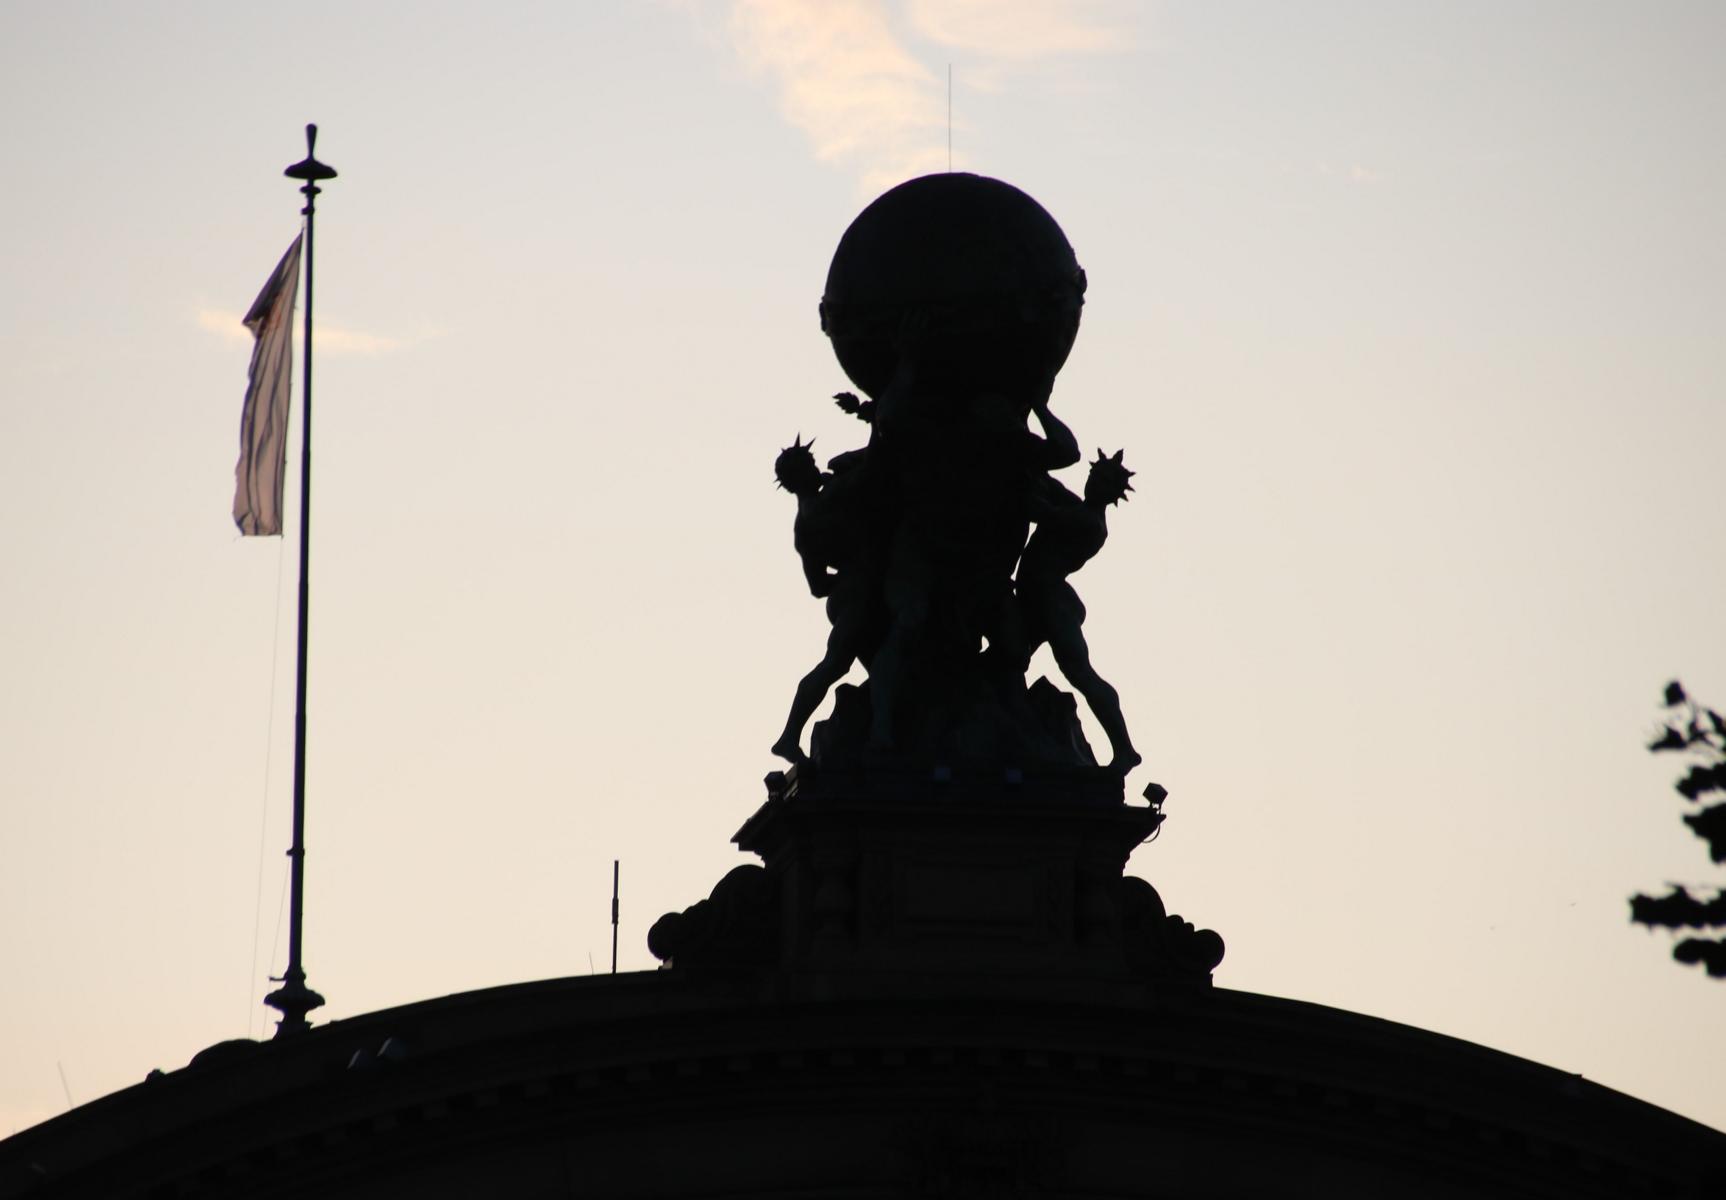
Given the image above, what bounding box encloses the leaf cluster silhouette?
[1630,681,1726,977]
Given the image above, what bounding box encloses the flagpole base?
[264,967,325,1038]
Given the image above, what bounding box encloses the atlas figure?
[1011,449,1141,773]
[770,436,882,765]
[769,171,1145,773]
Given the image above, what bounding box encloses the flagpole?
[266,124,336,1038]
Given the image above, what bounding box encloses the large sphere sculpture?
[819,173,1087,404]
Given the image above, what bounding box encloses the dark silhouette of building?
[6,173,1722,1197]
[3,771,1724,1197]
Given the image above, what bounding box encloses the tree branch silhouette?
[1631,681,1726,978]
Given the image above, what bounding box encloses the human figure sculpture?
[1009,449,1142,773]
[864,377,1080,752]
[771,171,1141,772]
[770,436,883,765]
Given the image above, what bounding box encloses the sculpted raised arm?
[1029,397,1081,470]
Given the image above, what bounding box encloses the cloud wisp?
[196,308,403,356]
[727,0,1130,192]
[905,0,1126,64]
[730,0,946,191]
[1315,161,1386,186]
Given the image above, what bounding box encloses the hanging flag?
[233,234,303,536]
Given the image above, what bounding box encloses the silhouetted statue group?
[771,174,1141,775]
[651,176,1226,983]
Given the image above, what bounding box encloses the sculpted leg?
[1048,626,1141,774]
[772,653,852,764]
[772,619,864,764]
[867,623,908,751]
[869,568,929,752]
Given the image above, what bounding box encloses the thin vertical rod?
[285,166,315,1000]
[611,860,620,974]
[947,64,952,171]
[267,124,333,1037]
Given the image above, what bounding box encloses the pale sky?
[3,0,1725,1137]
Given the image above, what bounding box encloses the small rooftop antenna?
[947,64,953,171]
[611,859,620,974]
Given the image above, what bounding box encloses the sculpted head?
[1084,449,1135,507]
[774,436,823,497]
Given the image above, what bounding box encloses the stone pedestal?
[649,767,1223,999]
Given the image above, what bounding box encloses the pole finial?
[285,126,337,185]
